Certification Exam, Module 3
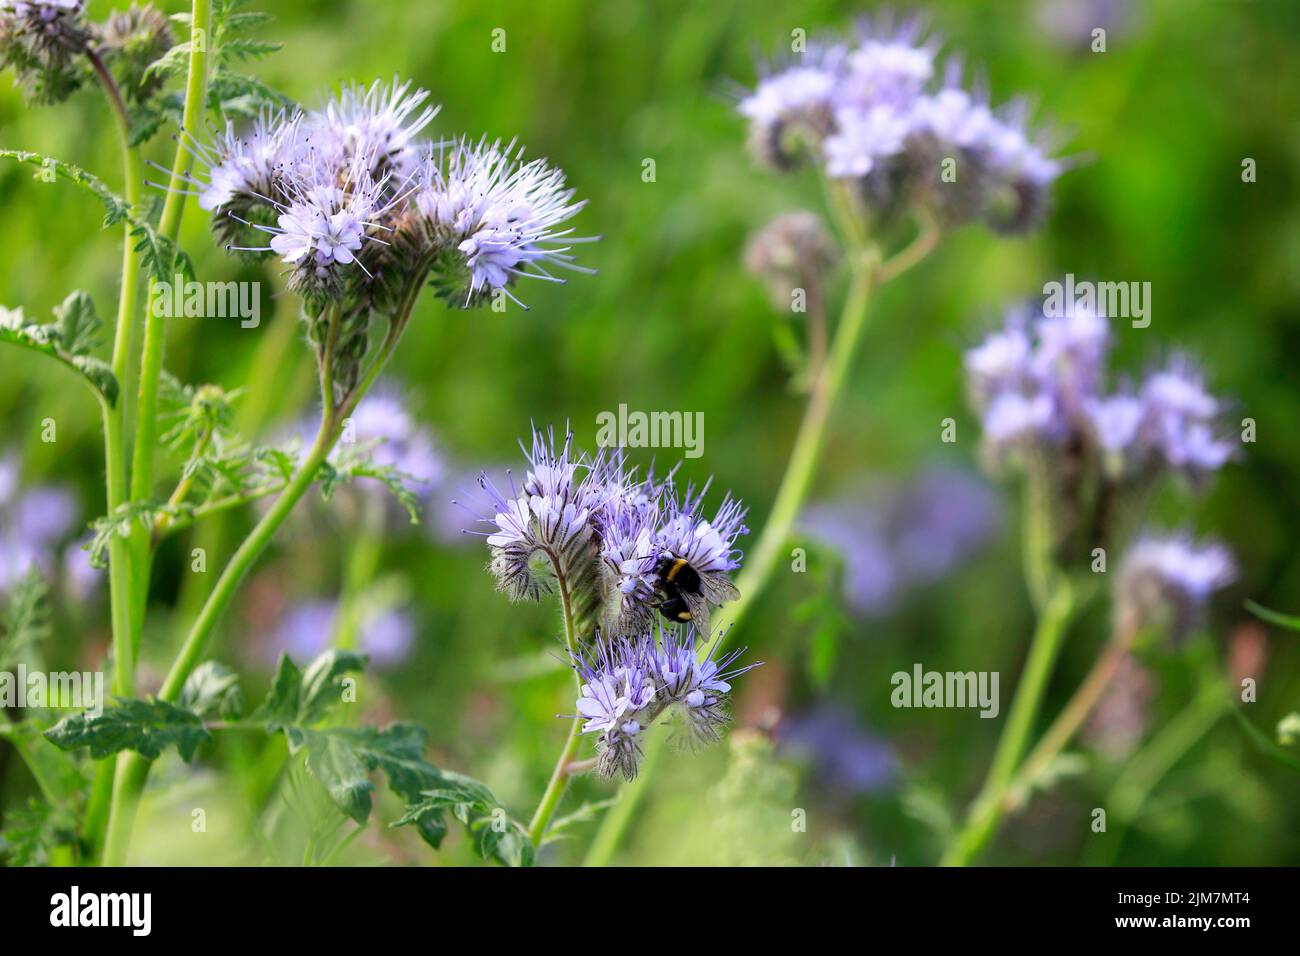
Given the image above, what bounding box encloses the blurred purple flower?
[777,704,897,796]
[268,598,415,670]
[0,451,79,593]
[801,467,1001,618]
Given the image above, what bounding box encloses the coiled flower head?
[965,293,1237,564]
[739,16,1065,233]
[469,428,747,638]
[571,625,758,780]
[0,0,89,102]
[474,427,608,605]
[187,77,593,327]
[412,137,593,309]
[92,2,171,103]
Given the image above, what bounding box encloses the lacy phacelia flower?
[739,44,844,170]
[308,78,437,182]
[966,299,1236,484]
[653,487,747,631]
[188,77,592,313]
[739,17,1064,233]
[413,137,593,309]
[470,429,746,637]
[571,626,758,780]
[965,294,1237,565]
[1116,534,1236,640]
[475,428,607,604]
[0,0,89,103]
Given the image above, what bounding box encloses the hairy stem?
[941,580,1077,866]
[527,566,586,847]
[100,285,425,866]
[82,47,143,859]
[126,0,213,640]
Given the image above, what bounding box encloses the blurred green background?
[2,0,1299,865]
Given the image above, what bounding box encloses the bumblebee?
[652,553,738,628]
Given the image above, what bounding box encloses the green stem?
[941,579,1077,866]
[1004,615,1139,813]
[527,560,586,847]
[82,47,143,860]
[101,415,336,865]
[126,0,213,641]
[99,286,425,866]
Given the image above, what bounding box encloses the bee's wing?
[700,572,740,607]
[680,588,711,635]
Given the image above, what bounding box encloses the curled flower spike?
[964,292,1238,570]
[469,428,747,638]
[92,2,171,104]
[309,77,438,182]
[743,210,839,313]
[1116,533,1236,641]
[739,16,1066,232]
[413,137,595,309]
[0,0,90,103]
[569,624,759,780]
[965,299,1236,483]
[474,427,608,604]
[173,74,594,331]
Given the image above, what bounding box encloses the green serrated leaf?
[52,290,101,356]
[251,649,367,728]
[0,799,77,866]
[179,661,244,720]
[394,768,534,867]
[45,697,212,762]
[285,723,443,828]
[0,151,195,284]
[1,301,119,406]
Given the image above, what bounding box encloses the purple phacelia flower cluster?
[1116,533,1236,642]
[800,467,1001,618]
[570,626,757,780]
[739,16,1064,232]
[472,427,747,635]
[189,78,593,312]
[471,428,756,778]
[965,300,1237,484]
[0,0,89,102]
[964,294,1238,568]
